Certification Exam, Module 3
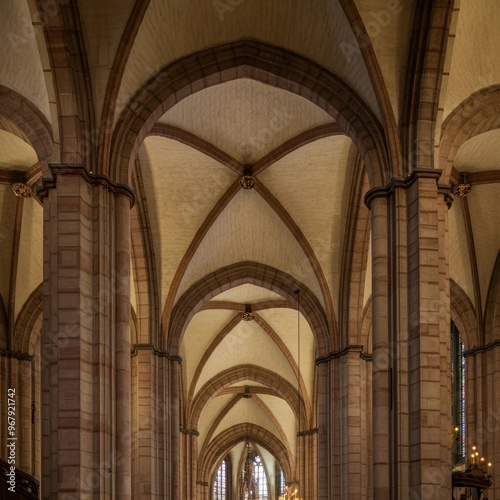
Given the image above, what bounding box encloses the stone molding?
[0,348,33,361]
[297,427,318,437]
[315,344,372,365]
[130,343,182,363]
[37,163,136,207]
[364,168,453,209]
[180,427,200,436]
[464,339,500,358]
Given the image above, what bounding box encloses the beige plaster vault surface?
[1,0,500,492]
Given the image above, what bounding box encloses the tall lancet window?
[214,456,230,500]
[451,321,466,464]
[275,462,286,497]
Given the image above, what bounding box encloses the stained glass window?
[275,462,285,497]
[214,457,228,499]
[451,322,466,464]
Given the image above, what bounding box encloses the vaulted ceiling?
[1,0,500,486]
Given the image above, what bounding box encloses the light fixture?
[452,444,492,494]
[279,485,301,499]
[279,290,303,500]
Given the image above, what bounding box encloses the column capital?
[0,348,33,361]
[364,168,453,209]
[465,339,500,357]
[131,343,182,363]
[180,427,200,436]
[315,344,371,365]
[297,427,318,437]
[37,163,136,207]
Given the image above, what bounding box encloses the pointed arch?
[439,85,500,183]
[401,0,456,173]
[130,159,160,345]
[339,153,371,346]
[450,279,478,350]
[110,39,389,188]
[188,364,305,430]
[167,261,331,357]
[12,283,43,355]
[39,1,95,167]
[0,86,53,177]
[484,251,500,345]
[339,0,403,176]
[198,423,291,486]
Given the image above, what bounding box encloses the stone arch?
[0,86,53,177]
[198,423,291,485]
[360,296,373,353]
[339,153,371,346]
[401,0,456,173]
[484,251,500,345]
[167,261,332,357]
[130,160,160,345]
[439,85,500,183]
[39,2,95,167]
[188,364,304,430]
[110,39,389,188]
[338,0,402,176]
[12,283,43,355]
[450,279,479,349]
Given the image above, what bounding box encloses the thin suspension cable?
[295,289,300,490]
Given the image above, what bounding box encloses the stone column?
[339,348,369,499]
[180,428,199,499]
[131,347,158,499]
[316,357,339,499]
[18,358,33,473]
[366,171,451,499]
[0,352,36,476]
[156,354,180,499]
[466,346,500,499]
[367,192,391,500]
[297,427,317,499]
[40,165,133,498]
[318,348,370,499]
[406,171,451,498]
[316,360,330,500]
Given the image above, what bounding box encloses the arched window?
[239,445,269,499]
[214,456,230,500]
[275,462,285,497]
[451,321,466,464]
[253,454,268,499]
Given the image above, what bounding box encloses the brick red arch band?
[450,279,478,350]
[110,39,388,187]
[198,423,291,484]
[167,261,331,356]
[188,364,305,430]
[484,250,500,345]
[439,85,500,183]
[0,86,53,177]
[13,283,43,355]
